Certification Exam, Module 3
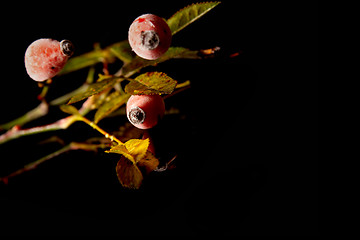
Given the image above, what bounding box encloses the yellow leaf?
[124,138,149,163]
[106,138,149,164]
[137,151,160,174]
[106,144,135,163]
[116,156,143,189]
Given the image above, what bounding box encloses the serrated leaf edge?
[167,1,221,35]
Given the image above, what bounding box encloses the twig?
[0,101,49,130]
[0,84,86,131]
[0,115,78,145]
[0,67,95,131]
[0,93,94,145]
[0,142,109,184]
[76,115,123,145]
[37,79,52,101]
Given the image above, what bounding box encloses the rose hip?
[126,94,165,129]
[128,14,172,60]
[25,38,74,82]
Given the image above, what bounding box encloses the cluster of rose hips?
[25,14,171,130]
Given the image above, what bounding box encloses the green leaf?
[119,47,201,77]
[125,72,177,95]
[116,156,143,189]
[94,92,130,124]
[58,41,134,76]
[58,49,111,76]
[59,105,80,115]
[167,2,221,35]
[108,40,135,64]
[67,76,121,104]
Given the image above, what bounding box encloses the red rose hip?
[25,38,74,82]
[128,14,172,60]
[126,94,165,129]
[142,130,156,155]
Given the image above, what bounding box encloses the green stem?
[37,78,52,101]
[50,67,96,106]
[37,84,49,100]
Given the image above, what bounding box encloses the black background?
[0,0,318,236]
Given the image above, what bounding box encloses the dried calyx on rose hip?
[126,94,165,129]
[128,14,172,60]
[24,38,74,82]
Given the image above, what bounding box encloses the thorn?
[37,94,44,101]
[11,125,21,131]
[229,50,243,58]
[199,46,220,56]
[46,79,53,85]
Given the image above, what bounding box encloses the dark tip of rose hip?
[60,40,74,57]
[128,106,146,124]
[140,30,160,50]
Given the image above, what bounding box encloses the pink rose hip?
[126,94,165,129]
[128,14,172,60]
[25,39,74,82]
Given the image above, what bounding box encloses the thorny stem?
[0,115,123,182]
[0,101,49,130]
[0,112,123,146]
[0,100,92,144]
[0,115,78,145]
[0,141,110,184]
[0,84,88,131]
